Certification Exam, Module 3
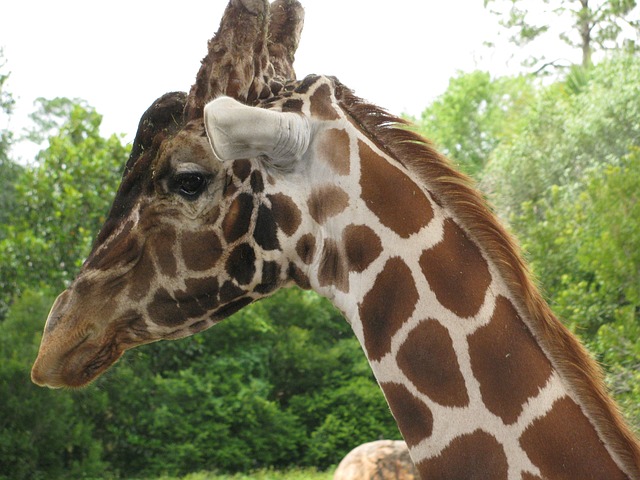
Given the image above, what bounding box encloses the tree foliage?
[0,98,126,316]
[483,54,640,216]
[412,71,534,176]
[485,0,640,68]
[0,50,21,235]
[0,290,107,480]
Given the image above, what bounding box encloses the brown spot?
[419,219,491,318]
[317,128,350,175]
[288,262,311,290]
[90,220,137,270]
[294,75,320,95]
[307,185,349,225]
[190,319,210,334]
[397,319,469,407]
[232,160,252,181]
[296,233,316,265]
[250,170,264,193]
[282,98,304,113]
[219,280,245,304]
[183,277,219,311]
[520,397,628,480]
[268,193,301,236]
[359,140,434,238]
[226,243,256,285]
[468,296,553,424]
[212,297,254,322]
[173,292,206,319]
[153,227,177,277]
[418,430,508,480]
[222,193,254,243]
[255,261,281,295]
[310,82,340,120]
[182,231,223,272]
[254,205,280,251]
[343,224,382,273]
[148,288,186,327]
[318,240,349,293]
[359,258,419,361]
[128,249,156,301]
[381,382,433,447]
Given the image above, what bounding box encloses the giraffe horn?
[267,0,305,80]
[203,96,310,166]
[184,0,270,121]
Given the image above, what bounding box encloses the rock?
[333,440,419,480]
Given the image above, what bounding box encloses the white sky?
[0,1,577,161]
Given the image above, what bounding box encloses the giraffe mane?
[333,80,640,477]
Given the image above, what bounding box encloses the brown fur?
[333,80,640,479]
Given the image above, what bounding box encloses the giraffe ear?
[203,96,310,168]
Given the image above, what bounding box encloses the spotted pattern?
[468,296,553,424]
[318,239,349,293]
[397,319,469,407]
[381,382,433,447]
[419,219,491,318]
[316,128,351,175]
[343,224,382,273]
[226,243,256,285]
[309,83,340,121]
[222,193,254,243]
[182,231,223,272]
[519,397,628,479]
[419,430,509,480]
[359,257,419,361]
[307,185,349,225]
[232,160,252,182]
[254,205,280,251]
[296,233,316,265]
[359,140,434,238]
[268,193,301,236]
[154,228,178,276]
[90,220,136,270]
[128,249,156,301]
[148,288,186,327]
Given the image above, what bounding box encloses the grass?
[153,467,335,480]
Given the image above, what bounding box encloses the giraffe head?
[31,0,309,388]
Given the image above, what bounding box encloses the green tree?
[483,54,640,217]
[510,148,640,433]
[485,0,640,68]
[0,98,127,316]
[0,49,22,234]
[83,288,394,477]
[0,290,106,480]
[413,71,534,177]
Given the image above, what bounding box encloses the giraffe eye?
[170,172,208,199]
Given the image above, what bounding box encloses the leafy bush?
[0,291,106,480]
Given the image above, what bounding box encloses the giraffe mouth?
[31,332,126,389]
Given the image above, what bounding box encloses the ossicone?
[203,96,310,168]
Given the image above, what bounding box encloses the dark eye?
[171,173,207,199]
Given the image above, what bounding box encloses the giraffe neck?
[268,76,639,479]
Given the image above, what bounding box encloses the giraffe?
[30,1,640,479]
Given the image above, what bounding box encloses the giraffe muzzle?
[31,289,125,388]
